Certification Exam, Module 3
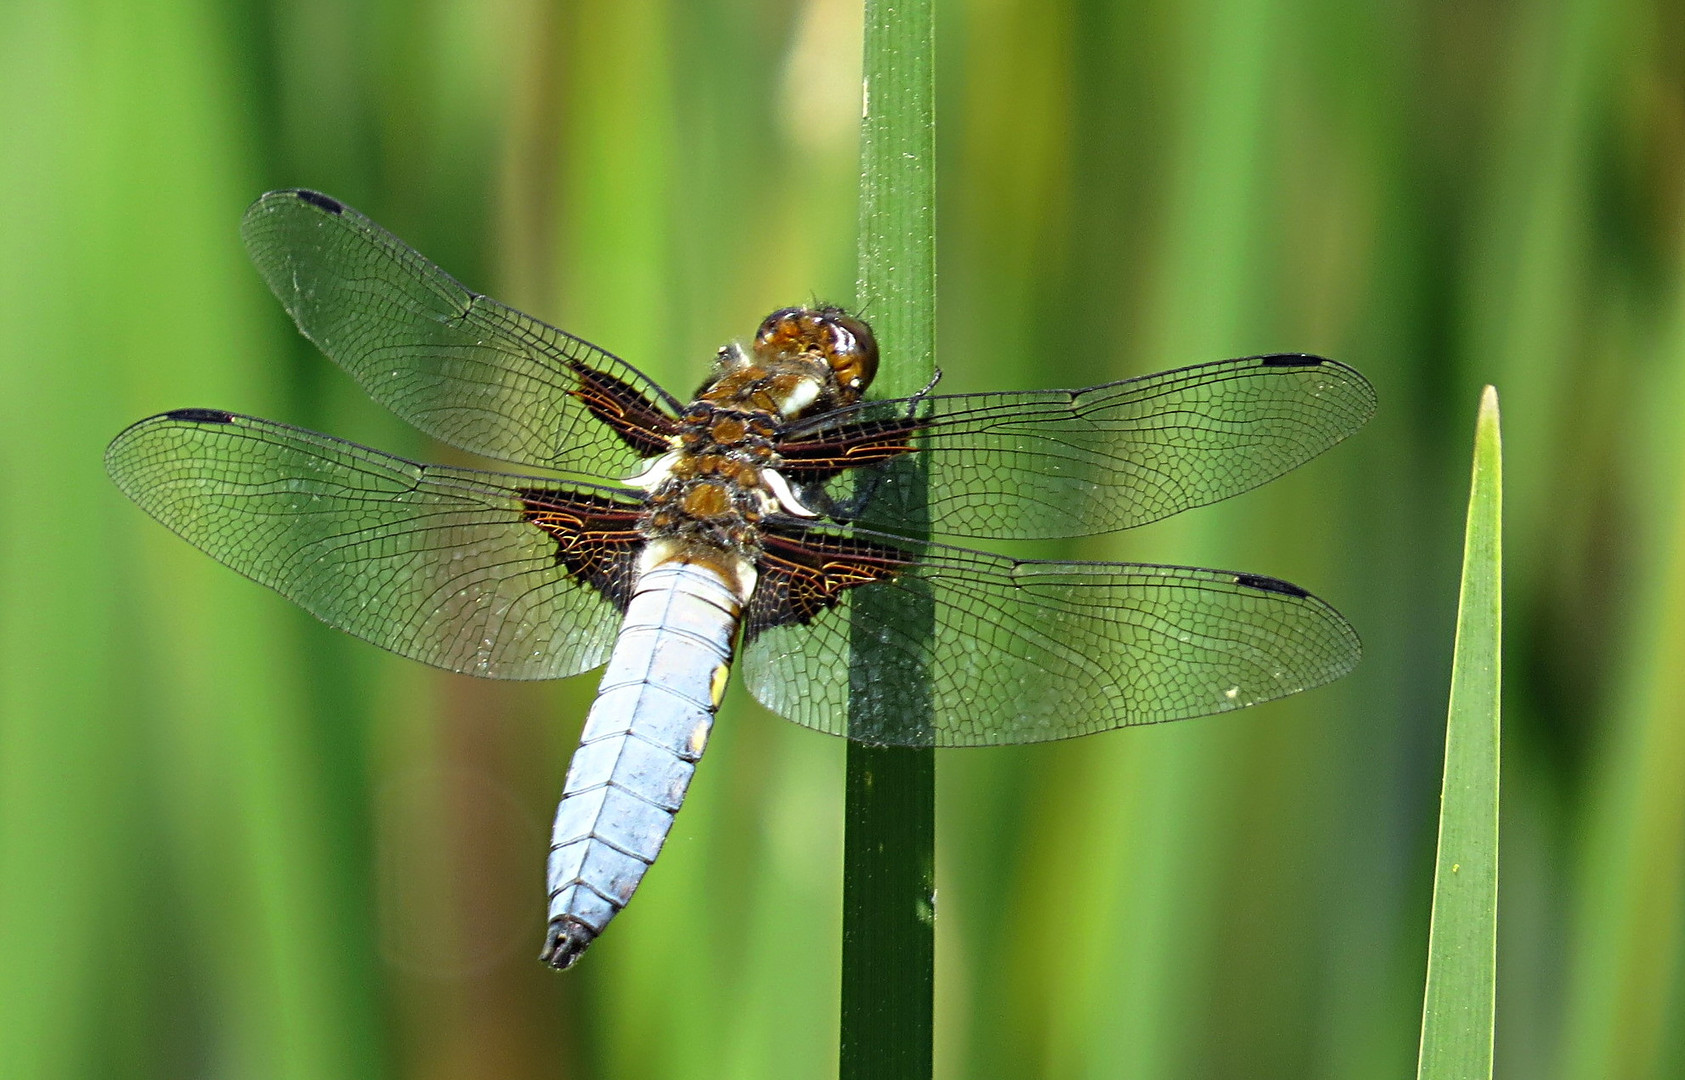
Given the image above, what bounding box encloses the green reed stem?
[841,2,936,1078]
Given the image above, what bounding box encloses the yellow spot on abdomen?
[709,662,732,708]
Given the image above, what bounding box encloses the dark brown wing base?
[519,488,648,611]
[744,523,917,640]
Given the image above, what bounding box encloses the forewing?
[241,189,682,476]
[778,355,1375,539]
[106,409,646,679]
[740,523,1360,746]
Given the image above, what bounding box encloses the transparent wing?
[106,409,646,679]
[740,523,1360,746]
[241,189,683,477]
[779,355,1375,540]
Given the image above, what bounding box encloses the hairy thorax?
[629,306,880,601]
[641,402,780,554]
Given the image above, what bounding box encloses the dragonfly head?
[697,306,880,417]
[753,306,879,407]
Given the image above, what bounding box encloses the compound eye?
[756,308,806,349]
[825,314,879,394]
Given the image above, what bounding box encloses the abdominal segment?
[541,560,741,969]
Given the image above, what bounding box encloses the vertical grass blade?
[841,1,936,1077]
[1416,386,1503,1080]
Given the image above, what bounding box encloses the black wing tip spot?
[1234,572,1309,598]
[1259,353,1330,368]
[165,408,236,424]
[293,189,345,215]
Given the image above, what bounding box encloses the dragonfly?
[106,189,1374,970]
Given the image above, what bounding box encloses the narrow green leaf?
[841,2,937,1078]
[1417,385,1503,1080]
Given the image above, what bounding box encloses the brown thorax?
[634,307,879,561]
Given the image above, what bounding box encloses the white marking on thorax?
[775,377,822,417]
[761,468,817,517]
[625,450,679,491]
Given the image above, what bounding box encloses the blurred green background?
[3,0,1683,1077]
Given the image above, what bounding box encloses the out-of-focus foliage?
[1,0,1682,1077]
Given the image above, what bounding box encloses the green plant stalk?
[1417,386,1503,1080]
[841,1,936,1077]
